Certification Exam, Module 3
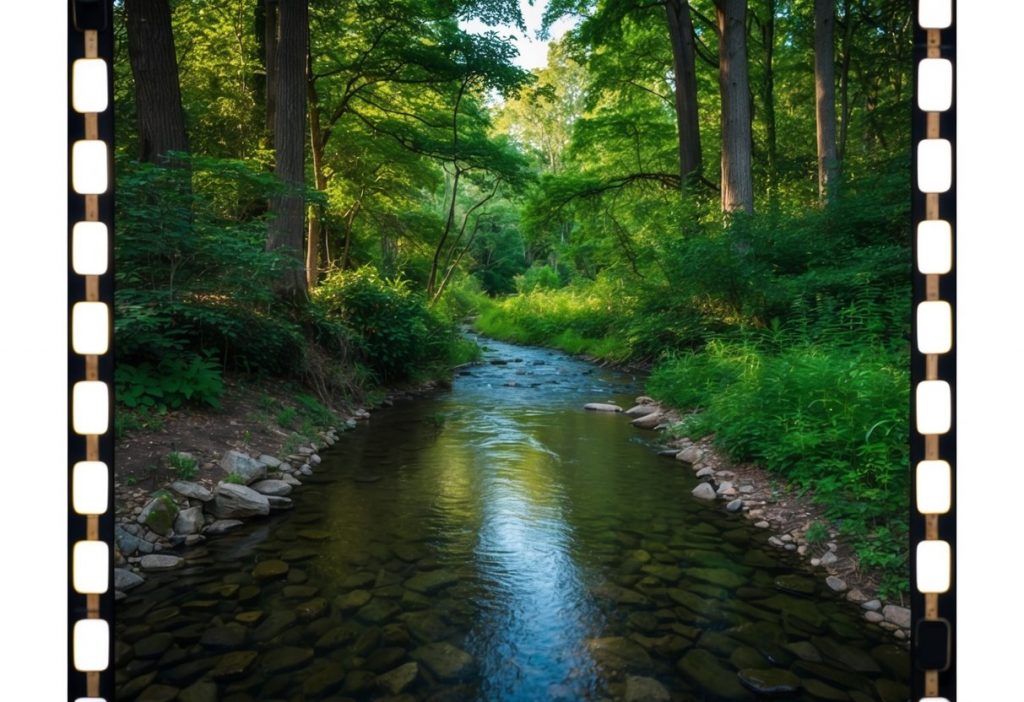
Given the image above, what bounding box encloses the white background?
[0,2,1017,699]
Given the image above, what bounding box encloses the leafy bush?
[513,264,562,293]
[116,354,224,411]
[167,451,199,480]
[314,267,464,382]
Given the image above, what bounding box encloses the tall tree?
[815,0,839,201]
[664,0,703,186]
[266,0,308,297]
[124,0,189,163]
[755,0,777,193]
[264,0,279,138]
[716,0,754,213]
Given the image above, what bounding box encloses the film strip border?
[69,1,115,700]
[912,1,956,701]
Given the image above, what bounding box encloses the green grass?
[167,451,198,480]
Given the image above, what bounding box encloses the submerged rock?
[376,661,419,695]
[677,649,751,700]
[588,637,652,672]
[624,675,670,702]
[412,642,476,681]
[738,668,801,694]
[584,403,623,412]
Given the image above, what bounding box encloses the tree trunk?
[716,0,754,214]
[664,0,703,187]
[760,0,777,195]
[837,0,854,161]
[306,58,327,290]
[815,0,839,202]
[266,0,308,298]
[264,0,279,138]
[125,0,189,163]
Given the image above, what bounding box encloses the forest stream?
[115,335,909,702]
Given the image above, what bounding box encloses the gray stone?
[584,403,623,412]
[726,499,744,512]
[716,481,734,495]
[218,450,266,485]
[310,454,322,465]
[299,465,313,476]
[739,485,755,494]
[253,560,289,581]
[625,404,659,418]
[754,521,770,529]
[257,454,282,468]
[865,611,884,623]
[212,483,270,519]
[200,624,247,651]
[882,604,911,629]
[825,576,847,592]
[862,599,882,611]
[114,568,145,591]
[738,668,802,695]
[768,536,785,548]
[677,649,749,700]
[335,589,372,611]
[202,519,244,535]
[174,506,204,535]
[676,446,704,466]
[404,570,459,594]
[169,481,213,502]
[376,662,419,695]
[691,483,717,501]
[262,646,314,674]
[412,642,476,681]
[625,675,670,702]
[250,479,293,497]
[587,637,652,672]
[696,467,715,478]
[178,681,217,702]
[210,650,258,679]
[266,495,293,510]
[137,492,179,534]
[819,550,839,566]
[631,412,664,430]
[281,473,302,486]
[139,554,183,571]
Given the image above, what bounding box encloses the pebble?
[862,599,882,611]
[819,551,838,566]
[768,536,785,548]
[139,554,183,571]
[825,576,847,592]
[754,521,770,529]
[779,534,793,543]
[726,499,743,512]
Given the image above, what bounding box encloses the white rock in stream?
[624,404,659,418]
[691,483,717,501]
[584,403,623,412]
[631,413,664,430]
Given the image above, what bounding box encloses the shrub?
[167,452,198,480]
[116,353,224,411]
[513,264,562,293]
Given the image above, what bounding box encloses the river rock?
[253,559,289,581]
[875,679,910,702]
[114,567,145,591]
[178,681,217,702]
[624,675,670,702]
[358,598,401,624]
[218,450,267,484]
[676,446,704,466]
[257,454,282,468]
[631,413,664,430]
[263,646,314,674]
[115,525,152,555]
[202,519,244,535]
[212,483,270,519]
[775,574,816,596]
[281,473,302,486]
[689,568,746,588]
[250,479,292,497]
[169,481,213,502]
[335,589,372,611]
[139,554,183,571]
[819,550,839,566]
[584,403,623,412]
[412,642,476,681]
[405,570,459,594]
[296,597,328,621]
[210,650,258,679]
[716,481,734,495]
[137,492,179,534]
[174,506,204,535]
[677,649,750,700]
[882,604,911,629]
[267,495,294,510]
[695,467,715,478]
[135,632,175,658]
[625,404,659,418]
[377,662,419,695]
[588,637,652,672]
[692,483,717,500]
[135,684,179,702]
[862,599,882,611]
[865,611,884,623]
[738,668,802,694]
[200,624,247,651]
[254,611,298,642]
[825,576,847,592]
[726,499,744,512]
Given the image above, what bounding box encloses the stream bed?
[115,335,909,702]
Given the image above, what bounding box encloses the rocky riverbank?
[583,397,912,643]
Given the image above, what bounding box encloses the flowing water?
[115,336,909,702]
